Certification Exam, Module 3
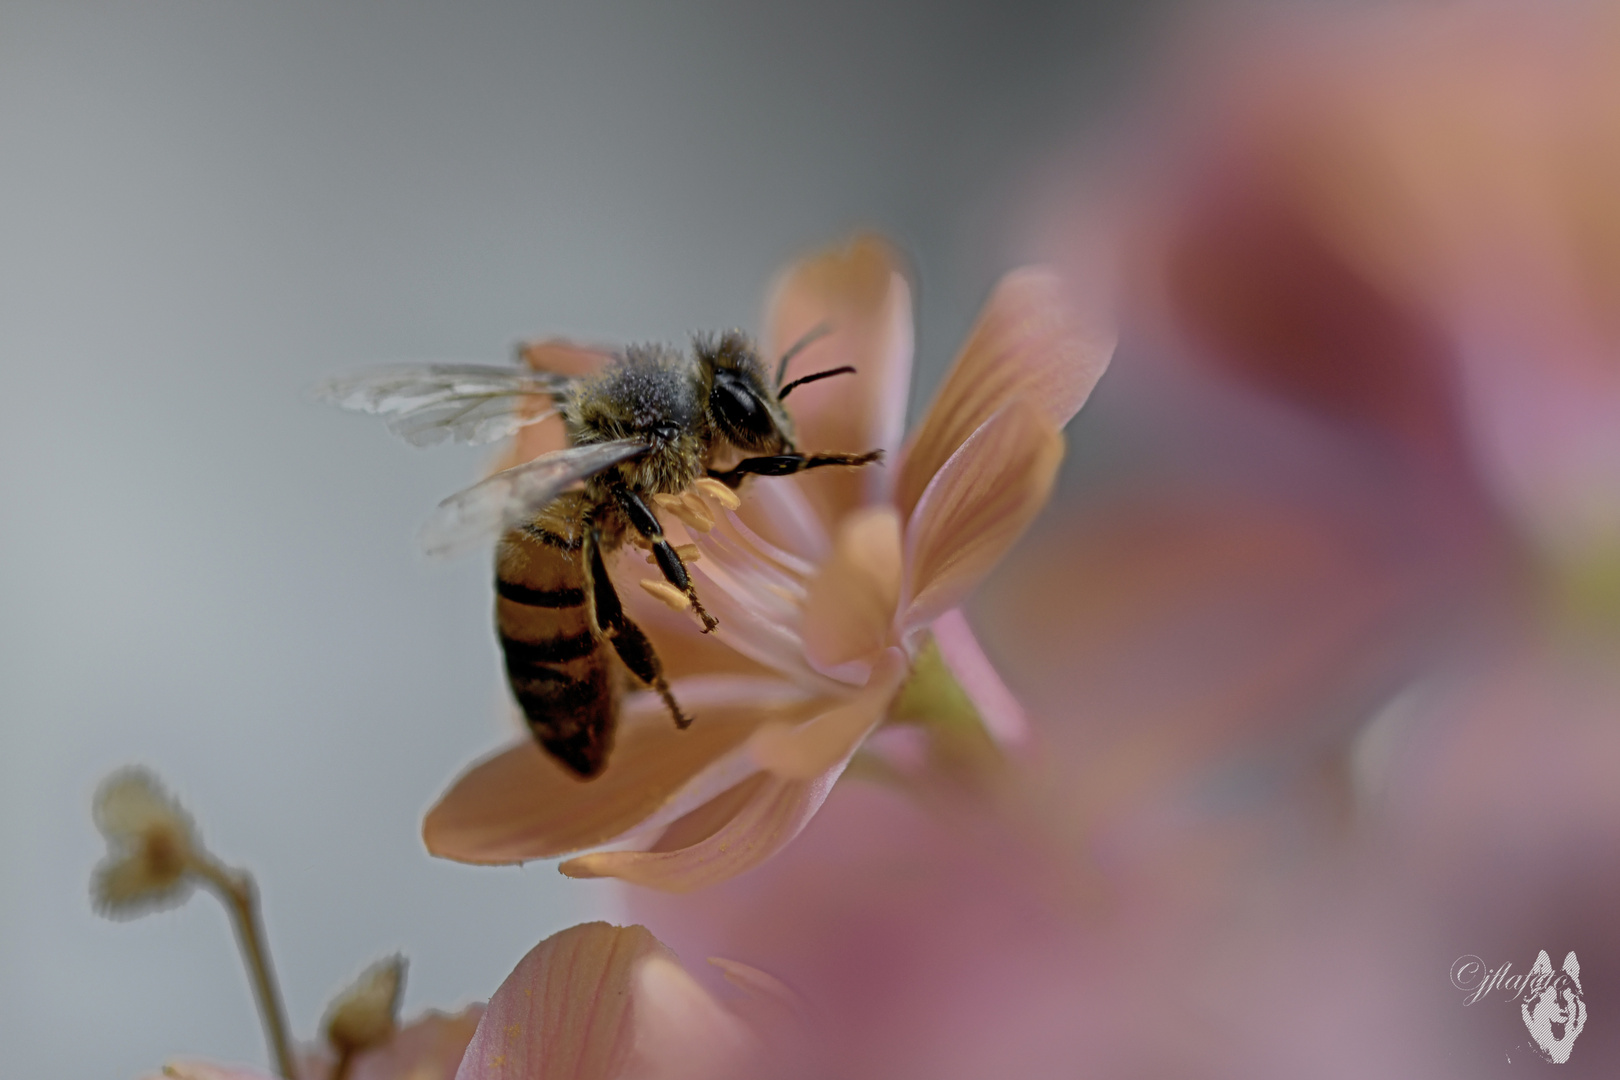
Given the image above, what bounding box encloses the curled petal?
[901,401,1065,633]
[456,923,667,1080]
[765,234,914,518]
[897,268,1112,518]
[748,649,908,781]
[424,684,798,864]
[799,508,903,671]
[558,769,841,893]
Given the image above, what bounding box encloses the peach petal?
[622,956,760,1080]
[896,268,1112,518]
[558,767,841,893]
[423,685,794,864]
[455,922,666,1080]
[930,607,1031,749]
[901,402,1065,633]
[799,508,903,670]
[748,649,908,781]
[764,234,914,519]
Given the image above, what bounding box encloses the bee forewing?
[419,437,649,558]
[313,364,577,446]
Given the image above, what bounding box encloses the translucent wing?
[313,364,577,446]
[420,438,649,557]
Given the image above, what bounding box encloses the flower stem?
[194,858,299,1080]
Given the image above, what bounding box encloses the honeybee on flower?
[423,235,1114,891]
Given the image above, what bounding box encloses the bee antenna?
[778,365,857,400]
[774,322,834,387]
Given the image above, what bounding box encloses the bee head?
[698,331,794,453]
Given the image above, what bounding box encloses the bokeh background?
[0,2,1177,1076]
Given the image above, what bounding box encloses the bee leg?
[585,526,692,729]
[615,488,719,634]
[706,450,884,488]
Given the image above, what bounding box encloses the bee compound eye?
[711,375,774,440]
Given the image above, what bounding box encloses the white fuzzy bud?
[90,767,200,919]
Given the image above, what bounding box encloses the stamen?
[640,578,692,613]
[681,490,717,528]
[694,477,742,510]
[653,492,715,533]
[675,544,700,561]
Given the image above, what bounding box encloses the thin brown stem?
[194,857,299,1080]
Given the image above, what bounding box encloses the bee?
[318,330,879,779]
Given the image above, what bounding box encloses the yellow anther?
[674,544,700,562]
[654,492,714,533]
[680,490,716,528]
[695,477,742,510]
[639,578,691,613]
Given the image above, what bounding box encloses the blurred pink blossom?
[632,3,1620,1077]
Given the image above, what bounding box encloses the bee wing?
[420,437,650,557]
[313,364,578,446]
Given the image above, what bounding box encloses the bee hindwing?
[313,363,577,446]
[420,438,649,557]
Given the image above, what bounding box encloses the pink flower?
[420,235,1113,891]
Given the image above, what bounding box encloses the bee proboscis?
[318,330,879,779]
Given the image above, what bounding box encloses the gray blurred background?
[0,2,1170,1075]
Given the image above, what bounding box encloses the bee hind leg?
[586,525,693,730]
[614,487,718,634]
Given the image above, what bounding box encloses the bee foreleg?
[586,525,693,730]
[615,487,718,634]
[706,449,884,488]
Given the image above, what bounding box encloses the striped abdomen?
[494,495,616,778]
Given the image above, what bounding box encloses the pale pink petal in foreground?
[901,401,1065,633]
[460,922,799,1080]
[620,956,761,1080]
[456,923,666,1080]
[764,234,915,516]
[896,268,1113,517]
